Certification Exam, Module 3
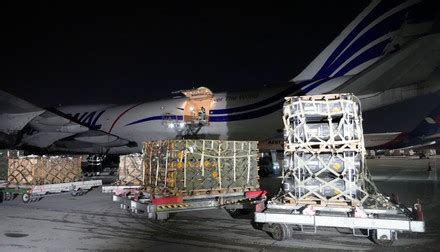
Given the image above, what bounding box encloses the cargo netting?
[276,94,392,208]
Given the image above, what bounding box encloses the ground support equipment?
[0,180,102,203]
[112,188,267,220]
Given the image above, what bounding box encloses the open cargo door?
[181,87,214,125]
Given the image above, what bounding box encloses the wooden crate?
[0,150,23,180]
[8,156,42,185]
[118,154,144,185]
[43,156,82,184]
[143,140,260,196]
[283,196,358,207]
[8,155,83,185]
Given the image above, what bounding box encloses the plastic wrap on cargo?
[283,94,363,153]
[284,94,356,117]
[290,121,361,143]
[287,152,362,174]
[282,94,377,206]
[118,153,144,185]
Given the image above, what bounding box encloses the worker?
[199,106,206,121]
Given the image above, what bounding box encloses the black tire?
[251,221,263,230]
[359,229,369,236]
[4,192,12,201]
[271,223,291,241]
[226,208,252,218]
[370,229,395,246]
[22,193,30,203]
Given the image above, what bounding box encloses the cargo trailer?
[1,154,102,203]
[105,140,267,220]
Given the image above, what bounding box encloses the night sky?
[0,1,370,107]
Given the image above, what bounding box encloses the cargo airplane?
[1,0,439,155]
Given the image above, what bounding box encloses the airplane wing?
[0,90,45,136]
[335,33,440,95]
[365,132,437,150]
[364,132,404,149]
[0,89,134,153]
[396,140,437,150]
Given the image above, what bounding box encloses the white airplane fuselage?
[49,75,439,154]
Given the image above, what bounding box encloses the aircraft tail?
[410,104,440,138]
[292,0,435,82]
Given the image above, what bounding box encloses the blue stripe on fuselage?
[333,38,391,77]
[210,80,313,115]
[322,10,406,78]
[208,79,327,122]
[314,0,409,80]
[126,115,183,126]
[125,78,329,126]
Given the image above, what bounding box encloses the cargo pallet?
[254,94,426,246]
[107,186,266,220]
[0,180,102,203]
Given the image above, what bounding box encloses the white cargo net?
[279,94,386,207]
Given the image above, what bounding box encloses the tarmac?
[0,157,439,251]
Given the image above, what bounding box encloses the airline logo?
[65,111,105,130]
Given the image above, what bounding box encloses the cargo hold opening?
[181,87,214,125]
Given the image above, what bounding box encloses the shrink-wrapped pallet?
[283,94,363,152]
[118,153,144,185]
[143,140,259,196]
